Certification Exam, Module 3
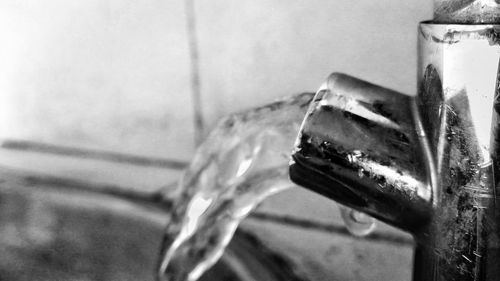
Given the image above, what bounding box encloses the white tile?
[0,0,195,160]
[195,0,433,129]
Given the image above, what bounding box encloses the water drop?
[357,168,365,178]
[339,206,376,237]
[352,150,362,158]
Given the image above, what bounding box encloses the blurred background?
[0,0,433,280]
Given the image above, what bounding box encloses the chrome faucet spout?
[289,73,434,232]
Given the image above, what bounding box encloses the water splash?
[157,92,377,281]
[157,93,313,281]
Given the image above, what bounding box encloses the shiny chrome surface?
[289,74,433,232]
[290,24,500,280]
[416,22,500,281]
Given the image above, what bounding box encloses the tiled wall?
[0,0,433,162]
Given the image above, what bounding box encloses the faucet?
[289,1,500,280]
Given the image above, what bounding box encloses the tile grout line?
[185,0,204,146]
[1,140,189,169]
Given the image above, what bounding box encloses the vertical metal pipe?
[416,23,500,281]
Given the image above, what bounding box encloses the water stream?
[158,93,376,281]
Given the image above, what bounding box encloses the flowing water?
[158,93,376,281]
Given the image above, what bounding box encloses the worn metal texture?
[434,0,500,23]
[415,23,500,281]
[290,24,500,281]
[289,74,433,233]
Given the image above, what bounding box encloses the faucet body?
[290,23,500,280]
